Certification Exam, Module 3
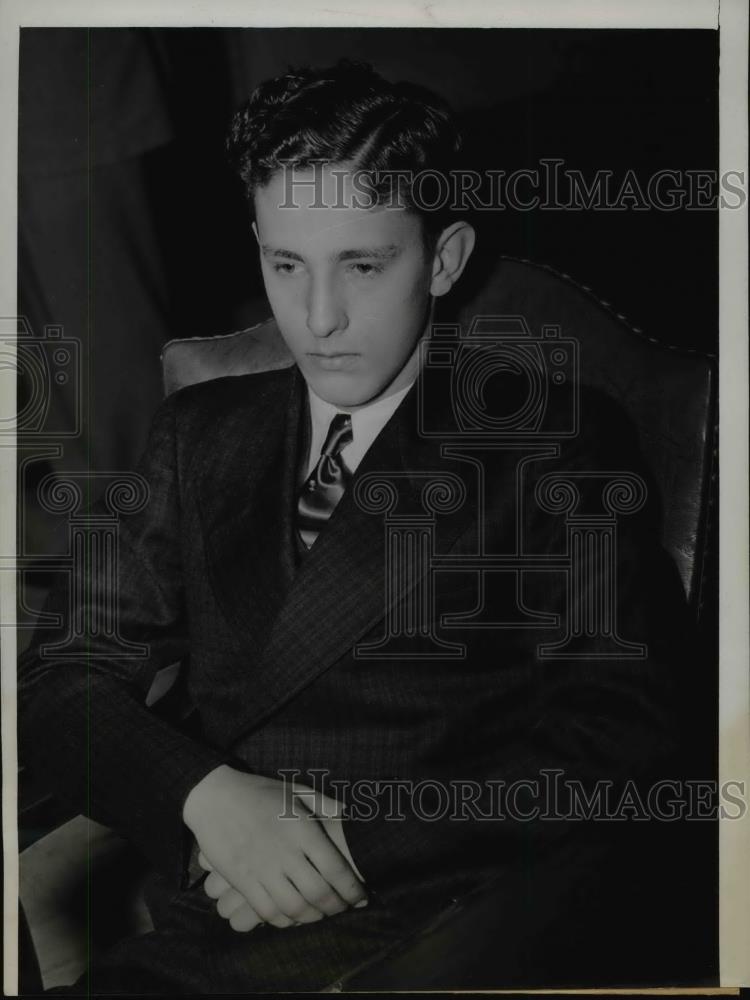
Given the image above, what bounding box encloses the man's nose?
[306,276,346,338]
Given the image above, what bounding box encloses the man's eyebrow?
[260,247,304,261]
[335,245,401,262]
[260,244,401,262]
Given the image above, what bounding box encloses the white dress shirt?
[304,381,415,478]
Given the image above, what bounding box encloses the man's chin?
[304,371,382,409]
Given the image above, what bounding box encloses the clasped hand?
[183,765,367,932]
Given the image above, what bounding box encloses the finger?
[293,786,367,884]
[286,861,349,917]
[198,851,213,872]
[216,887,247,920]
[228,902,265,934]
[265,873,329,923]
[304,829,368,907]
[241,880,295,930]
[204,870,233,900]
[319,815,366,882]
[268,874,327,923]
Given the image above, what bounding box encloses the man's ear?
[430,221,476,298]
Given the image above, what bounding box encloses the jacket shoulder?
[166,367,297,423]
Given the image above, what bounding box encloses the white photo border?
[1,0,746,993]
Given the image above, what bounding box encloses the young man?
[19,61,692,992]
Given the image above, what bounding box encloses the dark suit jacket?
[18,360,693,991]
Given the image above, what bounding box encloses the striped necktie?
[297,412,353,548]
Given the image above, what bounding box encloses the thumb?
[290,782,365,883]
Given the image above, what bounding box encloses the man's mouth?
[308,352,359,370]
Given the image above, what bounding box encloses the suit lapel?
[198,368,304,656]
[223,370,480,744]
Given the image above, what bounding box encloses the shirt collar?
[305,379,414,476]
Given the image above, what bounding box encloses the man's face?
[253,166,435,408]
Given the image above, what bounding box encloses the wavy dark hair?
[226,60,463,245]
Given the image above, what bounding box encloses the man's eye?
[349,263,383,277]
[271,262,300,275]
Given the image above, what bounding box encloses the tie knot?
[297,411,353,550]
[321,412,353,458]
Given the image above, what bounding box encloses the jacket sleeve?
[17,392,231,889]
[343,405,694,892]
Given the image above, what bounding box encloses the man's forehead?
[254,170,417,250]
